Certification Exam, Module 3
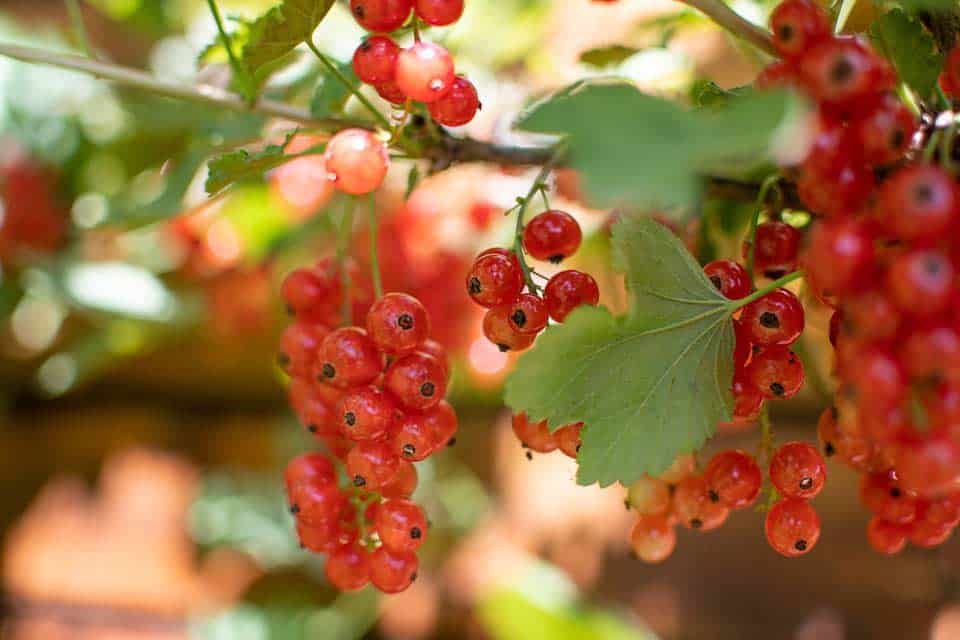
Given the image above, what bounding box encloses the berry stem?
[896,84,922,117]
[936,83,953,112]
[513,158,560,294]
[675,0,777,57]
[337,197,356,326]
[305,38,393,130]
[205,0,252,100]
[924,129,942,164]
[757,403,775,464]
[727,270,803,311]
[367,193,384,299]
[64,0,96,60]
[745,175,780,281]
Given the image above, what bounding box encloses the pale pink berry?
[395,42,455,103]
[323,129,390,195]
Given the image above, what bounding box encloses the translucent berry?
[703,260,751,299]
[394,411,443,461]
[500,293,548,336]
[878,163,959,243]
[375,80,406,104]
[316,327,382,389]
[886,249,955,318]
[417,338,450,378]
[744,345,804,399]
[747,221,801,279]
[672,475,729,531]
[739,288,804,347]
[769,0,830,59]
[281,267,339,321]
[856,94,917,165]
[627,475,671,517]
[380,459,419,499]
[366,292,430,355]
[799,36,894,109]
[769,441,826,499]
[466,252,523,308]
[284,453,336,491]
[324,129,390,195]
[894,433,960,496]
[337,386,397,442]
[297,520,340,553]
[765,497,821,557]
[843,288,900,342]
[353,36,400,85]
[866,516,907,555]
[860,472,918,525]
[369,547,418,593]
[395,41,455,103]
[428,76,480,127]
[732,377,764,421]
[703,449,762,510]
[543,270,600,322]
[414,0,464,26]
[291,382,340,437]
[350,0,413,32]
[483,305,536,352]
[278,321,329,379]
[288,480,347,526]
[555,422,583,459]
[511,412,557,453]
[522,210,582,263]
[385,352,448,411]
[375,498,427,552]
[802,218,875,296]
[326,543,371,591]
[347,441,401,490]
[629,514,677,564]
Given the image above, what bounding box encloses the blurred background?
[1,0,959,639]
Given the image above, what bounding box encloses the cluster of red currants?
[760,0,960,553]
[465,209,599,352]
[510,412,582,461]
[279,262,457,593]
[627,442,826,561]
[349,0,480,127]
[703,221,805,425]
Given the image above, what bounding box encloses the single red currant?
[395,41,455,103]
[739,288,805,347]
[350,0,413,32]
[859,472,918,525]
[672,475,730,531]
[414,0,464,25]
[369,547,418,593]
[291,382,340,437]
[886,249,955,318]
[769,441,827,499]
[627,475,671,516]
[375,498,428,552]
[316,327,383,389]
[543,270,600,322]
[866,516,907,555]
[347,441,401,490]
[747,221,801,279]
[765,497,821,557]
[802,218,875,296]
[856,94,917,165]
[466,252,523,308]
[843,288,900,342]
[326,543,371,591]
[483,305,536,352]
[385,352,448,411]
[393,411,443,461]
[878,164,958,243]
[278,321,329,379]
[768,0,830,59]
[703,449,763,510]
[428,76,480,127]
[511,412,558,454]
[324,129,389,195]
[502,293,549,335]
[284,453,336,491]
[847,345,906,410]
[353,36,400,85]
[522,210,582,263]
[288,480,347,526]
[894,433,960,496]
[555,422,583,459]
[703,260,751,299]
[337,386,397,442]
[281,267,339,321]
[366,292,430,355]
[380,459,419,499]
[799,36,894,110]
[744,345,805,399]
[629,514,677,564]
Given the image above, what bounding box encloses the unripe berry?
[395,41,455,103]
[324,129,389,195]
[629,514,676,563]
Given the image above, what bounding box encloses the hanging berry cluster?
[279,260,457,593]
[757,0,960,553]
[349,0,480,126]
[466,205,599,353]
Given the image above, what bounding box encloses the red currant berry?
[366,292,430,355]
[347,441,401,490]
[350,0,413,32]
[281,267,339,321]
[288,480,347,526]
[909,519,954,548]
[420,399,457,447]
[511,412,558,454]
[503,293,549,335]
[380,459,419,499]
[316,327,383,389]
[765,497,820,557]
[427,76,480,127]
[483,305,536,352]
[672,475,730,531]
[886,249,955,318]
[278,321,329,379]
[731,377,764,421]
[768,0,830,59]
[703,449,762,510]
[375,79,406,104]
[796,156,874,217]
[894,433,960,496]
[326,543,371,591]
[555,422,583,459]
[918,495,960,528]
[703,260,751,299]
[745,345,804,400]
[739,288,805,347]
[629,514,677,564]
[543,270,600,322]
[337,386,397,441]
[414,0,463,25]
[756,60,797,90]
[324,129,389,195]
[522,210,582,263]
[856,94,917,165]
[748,221,801,279]
[802,218,875,296]
[627,475,671,516]
[799,36,893,110]
[369,547,418,593]
[353,36,400,85]
[769,441,826,499]
[843,288,900,342]
[395,41,455,103]
[385,352,448,411]
[866,516,907,555]
[284,453,336,491]
[394,411,443,461]
[375,498,427,552]
[297,520,340,553]
[466,252,523,308]
[900,325,960,383]
[291,382,340,437]
[878,164,959,243]
[859,472,918,525]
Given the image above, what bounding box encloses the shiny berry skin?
[769,441,826,499]
[900,325,960,382]
[324,129,390,195]
[802,218,875,296]
[503,293,549,335]
[326,543,371,591]
[350,0,413,32]
[738,288,804,347]
[393,411,442,461]
[366,292,430,355]
[894,433,960,496]
[843,289,900,342]
[369,547,418,593]
[395,41,455,103]
[859,472,918,525]
[629,514,677,564]
[543,270,600,322]
[380,459,418,499]
[796,156,874,218]
[466,252,524,308]
[909,519,954,548]
[417,338,450,378]
[732,377,764,421]
[856,95,917,165]
[672,475,729,531]
[866,516,907,555]
[347,441,401,490]
[284,453,336,491]
[748,221,801,279]
[385,352,447,411]
[627,475,671,516]
[297,520,340,553]
[278,321,329,379]
[353,36,400,85]
[555,422,583,459]
[375,499,427,552]
[375,80,406,104]
[765,497,820,557]
[878,164,959,243]
[427,76,480,127]
[483,305,536,352]
[522,210,582,263]
[756,60,797,90]
[288,480,347,526]
[281,267,339,321]
[703,260,751,299]
[292,383,340,437]
[414,0,463,25]
[768,0,830,59]
[316,327,382,389]
[886,249,955,318]
[799,36,893,110]
[703,449,762,510]
[745,346,804,400]
[337,386,397,441]
[511,412,557,453]
[420,399,458,447]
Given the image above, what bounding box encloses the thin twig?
[513,158,561,294]
[64,0,95,59]
[676,0,777,57]
[305,39,392,130]
[205,0,251,99]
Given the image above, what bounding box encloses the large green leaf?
[870,8,944,100]
[504,216,736,487]
[515,80,801,212]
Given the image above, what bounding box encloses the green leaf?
[870,9,944,99]
[897,0,959,12]
[690,79,748,107]
[205,132,298,195]
[504,216,735,487]
[579,45,640,68]
[515,79,802,212]
[405,164,420,200]
[240,0,336,96]
[310,59,359,118]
